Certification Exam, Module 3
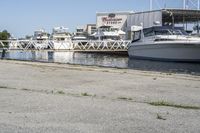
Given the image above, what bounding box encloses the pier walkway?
[0,40,131,52]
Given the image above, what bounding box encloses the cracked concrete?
[0,60,200,133]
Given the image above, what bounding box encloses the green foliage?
[0,30,11,48]
[0,30,11,40]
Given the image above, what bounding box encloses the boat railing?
[153,35,198,42]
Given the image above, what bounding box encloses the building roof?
[131,9,200,23]
[96,11,134,16]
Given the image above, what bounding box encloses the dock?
[0,40,131,52]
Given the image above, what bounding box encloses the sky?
[0,0,186,37]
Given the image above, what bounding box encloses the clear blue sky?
[0,0,184,37]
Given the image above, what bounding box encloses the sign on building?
[96,12,133,30]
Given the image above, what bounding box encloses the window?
[170,29,188,35]
[143,28,154,37]
[132,31,141,42]
[154,30,171,35]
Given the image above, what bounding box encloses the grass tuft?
[0,86,8,89]
[153,78,157,80]
[157,114,166,120]
[81,92,93,97]
[57,91,65,95]
[117,97,133,101]
[0,86,16,90]
[21,88,29,91]
[102,70,109,72]
[166,73,172,75]
[149,101,200,110]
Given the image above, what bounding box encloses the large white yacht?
[91,26,126,40]
[33,29,49,49]
[51,27,72,50]
[128,26,200,62]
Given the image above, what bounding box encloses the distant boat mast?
[150,0,153,11]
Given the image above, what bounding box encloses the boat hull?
[128,43,200,62]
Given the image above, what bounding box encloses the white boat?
[72,36,87,40]
[33,29,49,49]
[128,26,200,62]
[8,35,18,49]
[91,26,126,41]
[51,27,72,50]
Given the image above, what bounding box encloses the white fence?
[0,40,131,51]
[73,40,130,51]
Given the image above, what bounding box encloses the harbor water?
[1,50,200,75]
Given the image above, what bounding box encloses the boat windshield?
[144,27,188,37]
[170,29,188,35]
[155,30,172,35]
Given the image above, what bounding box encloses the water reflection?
[52,52,128,68]
[5,51,128,68]
[128,59,200,74]
[2,50,200,75]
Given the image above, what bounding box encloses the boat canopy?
[162,9,200,24]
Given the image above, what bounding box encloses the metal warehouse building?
[127,9,200,28]
[126,9,200,39]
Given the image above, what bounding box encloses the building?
[126,9,200,39]
[96,11,133,32]
[75,26,86,36]
[75,24,97,38]
[86,24,97,35]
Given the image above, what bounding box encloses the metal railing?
[73,40,131,51]
[0,40,131,51]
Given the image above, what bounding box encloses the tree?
[0,30,11,48]
[0,30,11,40]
